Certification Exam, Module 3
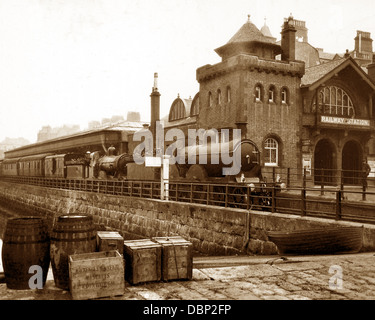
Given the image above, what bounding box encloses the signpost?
[145,155,170,201]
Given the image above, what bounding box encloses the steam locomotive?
[0,138,282,209]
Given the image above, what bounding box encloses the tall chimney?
[281,14,297,61]
[150,72,160,155]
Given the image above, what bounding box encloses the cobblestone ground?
[1,252,374,300]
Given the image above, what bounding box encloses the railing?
[1,168,375,224]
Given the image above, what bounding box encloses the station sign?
[320,116,370,127]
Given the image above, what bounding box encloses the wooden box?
[152,236,193,281]
[68,250,125,300]
[96,231,124,255]
[123,239,162,285]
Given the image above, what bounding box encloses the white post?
[162,155,170,201]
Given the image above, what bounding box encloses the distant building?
[0,137,30,159]
[126,111,141,122]
[37,124,81,142]
[349,30,374,67]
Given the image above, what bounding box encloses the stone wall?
[0,181,374,255]
[0,181,248,255]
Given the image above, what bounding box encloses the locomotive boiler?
[94,147,134,179]
[169,139,262,183]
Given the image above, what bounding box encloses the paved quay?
[1,251,375,301]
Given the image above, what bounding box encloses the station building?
[163,15,375,185]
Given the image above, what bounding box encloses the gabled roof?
[301,56,375,91]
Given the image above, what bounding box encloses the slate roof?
[227,19,275,45]
[301,56,375,91]
[260,24,273,39]
[301,58,347,87]
[215,18,281,58]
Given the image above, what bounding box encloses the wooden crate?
[96,231,124,255]
[68,250,125,300]
[152,236,193,281]
[123,239,161,285]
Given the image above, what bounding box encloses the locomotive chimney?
[150,72,160,155]
[281,14,297,61]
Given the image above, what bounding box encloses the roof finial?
[247,14,251,22]
[264,17,267,25]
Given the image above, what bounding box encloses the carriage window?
[264,138,278,166]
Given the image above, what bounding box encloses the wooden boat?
[267,226,363,255]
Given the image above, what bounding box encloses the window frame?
[227,86,231,103]
[255,84,263,102]
[264,138,279,167]
[281,88,288,104]
[268,86,276,103]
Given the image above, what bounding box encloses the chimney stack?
[150,72,161,155]
[281,14,297,61]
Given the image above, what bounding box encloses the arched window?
[217,89,222,105]
[255,84,263,102]
[227,86,231,102]
[208,92,213,107]
[316,86,354,117]
[169,98,186,121]
[264,138,278,166]
[268,85,276,103]
[191,93,199,116]
[281,87,288,104]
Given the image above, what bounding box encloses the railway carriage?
[18,153,52,177]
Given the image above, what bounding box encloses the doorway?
[342,140,362,185]
[314,139,336,185]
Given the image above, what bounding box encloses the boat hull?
[267,226,363,255]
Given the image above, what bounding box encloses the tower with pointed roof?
[164,14,375,185]
[195,15,305,177]
[260,18,276,43]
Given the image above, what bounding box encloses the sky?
[0,0,374,143]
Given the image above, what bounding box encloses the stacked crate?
[68,230,194,297]
[96,231,124,255]
[123,239,162,285]
[152,236,193,281]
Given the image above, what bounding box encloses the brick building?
[162,15,375,185]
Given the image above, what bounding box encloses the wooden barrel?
[1,217,50,290]
[50,214,96,290]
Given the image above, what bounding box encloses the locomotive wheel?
[169,164,181,180]
[259,187,272,211]
[186,164,208,182]
[209,185,226,207]
[228,186,247,209]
